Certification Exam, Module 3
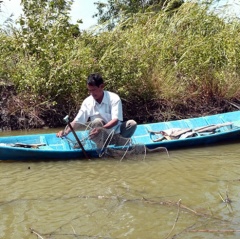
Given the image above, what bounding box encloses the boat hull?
[0,111,240,160]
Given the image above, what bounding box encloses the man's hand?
[56,130,66,138]
[89,127,100,139]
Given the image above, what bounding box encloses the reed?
[0,1,240,128]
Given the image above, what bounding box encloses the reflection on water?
[0,129,240,239]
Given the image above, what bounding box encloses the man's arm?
[102,118,119,129]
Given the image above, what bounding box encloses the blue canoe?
[0,110,240,160]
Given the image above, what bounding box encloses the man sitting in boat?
[56,73,137,146]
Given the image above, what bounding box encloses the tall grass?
[91,1,240,106]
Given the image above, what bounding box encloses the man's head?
[87,73,104,87]
[87,73,104,102]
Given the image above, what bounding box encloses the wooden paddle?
[63,115,89,159]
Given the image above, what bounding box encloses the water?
[0,130,240,239]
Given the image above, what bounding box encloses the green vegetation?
[94,0,179,30]
[0,0,240,130]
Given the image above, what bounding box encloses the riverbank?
[1,82,239,131]
[1,1,240,132]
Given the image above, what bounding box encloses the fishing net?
[64,125,168,161]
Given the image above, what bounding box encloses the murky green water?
[0,129,240,239]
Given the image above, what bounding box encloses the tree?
[94,0,183,30]
[18,0,80,56]
[11,0,83,99]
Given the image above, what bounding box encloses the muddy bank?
[0,82,68,130]
[0,82,239,131]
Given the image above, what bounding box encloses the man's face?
[87,84,104,101]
